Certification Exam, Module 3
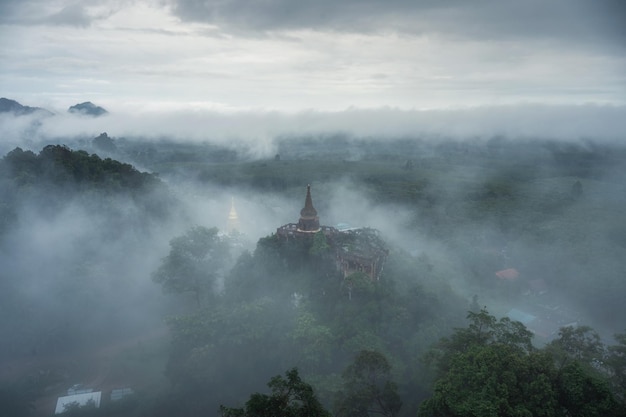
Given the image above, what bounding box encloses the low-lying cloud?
[2,103,625,159]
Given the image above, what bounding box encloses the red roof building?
[495,268,519,280]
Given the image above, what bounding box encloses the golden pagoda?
[227,197,239,234]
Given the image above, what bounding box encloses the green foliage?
[291,311,335,368]
[157,220,468,415]
[606,332,626,401]
[4,138,622,415]
[152,226,229,306]
[309,231,331,256]
[225,235,310,301]
[221,368,331,417]
[0,145,170,237]
[163,297,297,414]
[431,308,534,377]
[62,399,97,415]
[556,361,622,417]
[420,346,557,417]
[545,325,603,370]
[420,310,626,417]
[0,145,160,191]
[335,350,402,417]
[167,137,626,326]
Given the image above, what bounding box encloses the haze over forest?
[1,1,626,416]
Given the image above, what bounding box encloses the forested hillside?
[0,144,173,347]
[0,145,180,416]
[0,137,625,416]
[146,137,626,329]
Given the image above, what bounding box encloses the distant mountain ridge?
[68,101,108,117]
[0,97,54,116]
[0,98,109,117]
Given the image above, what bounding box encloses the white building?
[55,392,102,414]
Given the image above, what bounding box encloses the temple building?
[277,185,388,280]
[335,228,389,280]
[297,184,320,232]
[276,185,338,239]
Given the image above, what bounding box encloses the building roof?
[495,268,519,280]
[55,392,102,414]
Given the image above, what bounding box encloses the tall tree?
[335,350,402,417]
[430,308,534,377]
[546,325,605,371]
[419,345,558,417]
[420,310,625,417]
[606,332,626,402]
[153,226,229,306]
[220,368,330,417]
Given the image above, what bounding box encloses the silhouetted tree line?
[1,145,160,191]
[216,310,626,417]
[419,309,626,417]
[0,145,171,234]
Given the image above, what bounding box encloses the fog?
[1,103,625,415]
[2,103,626,158]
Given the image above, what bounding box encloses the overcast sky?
[1,0,625,114]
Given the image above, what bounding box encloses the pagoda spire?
[300,184,318,218]
[227,197,239,234]
[297,185,320,232]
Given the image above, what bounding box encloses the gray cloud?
[166,0,626,49]
[48,3,94,27]
[3,1,624,53]
[0,0,37,24]
[0,0,115,27]
[1,0,623,112]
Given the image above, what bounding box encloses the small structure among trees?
[276,185,388,281]
[55,391,101,414]
[335,228,388,280]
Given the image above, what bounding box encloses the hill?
[0,97,53,116]
[68,101,108,116]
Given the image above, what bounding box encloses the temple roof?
[296,184,320,233]
[300,184,318,219]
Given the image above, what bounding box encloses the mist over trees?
[152,226,230,306]
[0,132,625,416]
[0,145,174,356]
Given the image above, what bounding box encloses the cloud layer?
[2,104,625,161]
